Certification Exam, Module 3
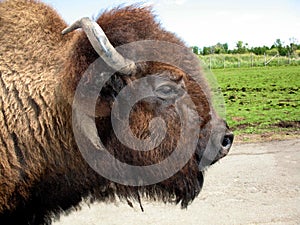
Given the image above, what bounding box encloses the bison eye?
[155,83,180,100]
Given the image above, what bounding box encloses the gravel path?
[53,139,300,225]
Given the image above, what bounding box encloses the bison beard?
[0,1,233,225]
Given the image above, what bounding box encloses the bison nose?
[221,133,234,153]
[198,127,234,170]
[219,132,234,159]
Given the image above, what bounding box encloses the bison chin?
[156,160,204,208]
[101,136,205,209]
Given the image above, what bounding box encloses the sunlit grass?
[213,66,300,135]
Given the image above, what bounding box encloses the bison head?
[62,14,233,208]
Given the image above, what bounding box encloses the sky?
[42,0,300,50]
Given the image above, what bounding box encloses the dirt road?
[53,139,300,225]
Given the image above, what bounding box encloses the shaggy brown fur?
[0,1,229,225]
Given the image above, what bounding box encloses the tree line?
[192,38,300,56]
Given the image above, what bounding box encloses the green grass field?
[212,66,300,137]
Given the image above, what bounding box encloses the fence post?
[251,53,253,67]
[264,53,267,66]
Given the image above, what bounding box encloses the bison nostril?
[221,133,234,150]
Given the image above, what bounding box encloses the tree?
[250,46,270,55]
[196,39,300,56]
[273,39,286,56]
[236,41,243,50]
[274,39,282,47]
[235,41,248,54]
[214,43,227,54]
[202,46,212,55]
[289,37,298,56]
[222,43,229,53]
[200,43,229,55]
[192,46,200,55]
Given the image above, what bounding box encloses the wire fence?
[199,53,300,69]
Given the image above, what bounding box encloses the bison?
[0,0,233,224]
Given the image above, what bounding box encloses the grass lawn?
[212,66,300,140]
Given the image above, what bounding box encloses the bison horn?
[62,17,136,75]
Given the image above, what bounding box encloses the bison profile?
[0,1,233,225]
